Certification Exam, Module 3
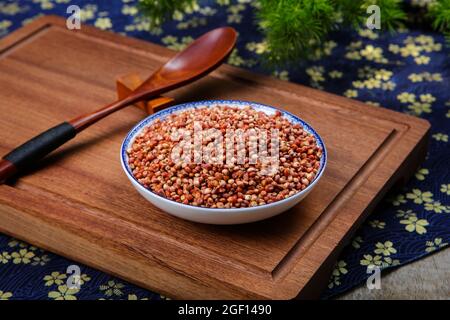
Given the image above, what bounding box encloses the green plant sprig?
[428,0,450,42]
[137,0,448,67]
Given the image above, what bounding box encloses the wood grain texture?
[0,16,430,299]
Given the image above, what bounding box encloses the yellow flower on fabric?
[408,102,432,115]
[0,3,22,15]
[430,73,442,81]
[365,101,380,106]
[406,189,433,204]
[31,254,50,266]
[345,51,361,60]
[0,252,10,264]
[228,49,245,66]
[388,44,400,54]
[94,17,112,30]
[227,4,245,23]
[162,35,194,51]
[364,78,381,89]
[172,10,184,21]
[344,89,358,98]
[409,72,442,83]
[0,20,12,32]
[177,17,207,30]
[32,0,54,10]
[321,41,337,56]
[352,80,364,89]
[0,290,12,300]
[419,94,436,103]
[390,194,407,206]
[397,92,416,103]
[227,13,242,24]
[329,70,343,79]
[432,133,448,142]
[162,35,177,45]
[48,285,79,300]
[400,43,421,57]
[128,294,149,300]
[71,274,91,287]
[414,55,430,65]
[415,34,434,44]
[382,256,400,267]
[328,276,341,289]
[122,5,138,16]
[43,271,67,286]
[80,5,97,22]
[11,249,34,264]
[408,73,423,82]
[424,201,448,213]
[374,241,397,256]
[352,236,363,249]
[246,41,268,54]
[400,216,428,234]
[8,239,37,250]
[358,28,378,39]
[415,168,429,181]
[100,280,125,297]
[360,254,383,268]
[369,220,386,229]
[306,66,325,83]
[374,69,393,81]
[381,81,396,91]
[360,45,383,61]
[396,209,416,218]
[441,184,450,195]
[347,41,362,50]
[273,70,289,81]
[199,7,217,16]
[430,43,442,51]
[425,238,448,253]
[332,260,348,277]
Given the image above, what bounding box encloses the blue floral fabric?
[0,0,449,300]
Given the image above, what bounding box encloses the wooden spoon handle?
[0,122,76,183]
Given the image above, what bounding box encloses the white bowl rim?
[120,99,327,214]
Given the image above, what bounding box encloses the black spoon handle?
[0,122,76,183]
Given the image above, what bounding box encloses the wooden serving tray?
[0,16,430,299]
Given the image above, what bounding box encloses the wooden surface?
[0,16,430,299]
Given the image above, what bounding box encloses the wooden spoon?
[0,27,237,183]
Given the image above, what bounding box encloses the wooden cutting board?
[0,16,430,299]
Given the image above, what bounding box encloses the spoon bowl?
[134,27,237,99]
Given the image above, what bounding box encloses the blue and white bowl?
[120,100,327,224]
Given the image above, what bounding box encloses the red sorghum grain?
[127,105,322,208]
